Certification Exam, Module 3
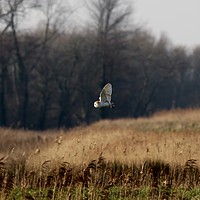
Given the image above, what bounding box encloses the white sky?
[21,0,200,48]
[134,0,200,48]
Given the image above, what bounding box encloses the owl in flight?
[94,83,115,108]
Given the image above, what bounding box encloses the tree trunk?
[0,65,7,126]
[11,13,28,127]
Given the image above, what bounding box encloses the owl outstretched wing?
[99,83,112,103]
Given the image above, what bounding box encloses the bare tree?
[0,33,14,126]
[4,0,41,127]
[87,0,132,118]
[0,0,71,128]
[32,0,73,129]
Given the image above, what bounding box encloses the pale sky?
[134,0,200,48]
[21,0,200,48]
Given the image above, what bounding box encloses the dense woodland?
[0,0,200,130]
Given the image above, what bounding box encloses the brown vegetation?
[0,109,200,199]
[1,108,200,166]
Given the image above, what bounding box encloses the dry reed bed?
[36,109,200,166]
[0,109,200,199]
[1,108,200,166]
[0,153,199,199]
[0,128,56,159]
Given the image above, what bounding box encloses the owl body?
[94,100,114,108]
[94,83,114,108]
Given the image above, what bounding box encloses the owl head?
[94,101,100,108]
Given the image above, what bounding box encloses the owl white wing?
[99,83,112,103]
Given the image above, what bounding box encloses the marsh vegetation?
[0,109,200,199]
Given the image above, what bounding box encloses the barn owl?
[94,83,115,108]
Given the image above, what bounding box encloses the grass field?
[1,109,200,199]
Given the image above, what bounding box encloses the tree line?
[0,0,200,130]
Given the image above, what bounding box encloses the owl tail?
[109,102,115,108]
